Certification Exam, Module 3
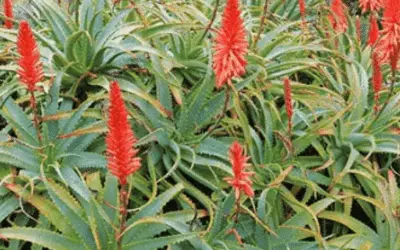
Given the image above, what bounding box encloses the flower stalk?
[298,0,306,29]
[199,0,220,43]
[3,0,13,29]
[17,21,44,142]
[372,52,383,113]
[356,16,361,43]
[253,0,269,49]
[283,77,293,135]
[368,14,379,46]
[106,81,141,249]
[117,184,129,250]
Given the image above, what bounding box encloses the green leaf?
[95,9,131,49]
[61,152,106,169]
[122,233,199,250]
[0,196,19,222]
[1,98,39,146]
[79,0,94,31]
[123,184,185,241]
[4,183,73,235]
[65,31,93,69]
[45,180,97,249]
[0,227,81,250]
[56,100,94,155]
[59,167,92,200]
[101,174,119,225]
[33,0,73,45]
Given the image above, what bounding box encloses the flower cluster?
[224,141,254,200]
[368,15,379,46]
[213,0,248,89]
[376,0,400,69]
[359,0,383,13]
[106,81,141,185]
[329,0,348,33]
[17,21,43,93]
[356,16,361,42]
[284,78,293,133]
[298,0,306,21]
[3,0,13,29]
[372,52,382,112]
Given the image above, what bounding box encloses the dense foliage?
[0,0,399,249]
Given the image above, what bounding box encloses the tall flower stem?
[106,81,141,248]
[117,184,129,250]
[16,21,44,143]
[3,0,13,29]
[371,51,383,114]
[233,193,241,223]
[199,0,220,43]
[29,92,42,143]
[283,78,293,136]
[252,0,269,50]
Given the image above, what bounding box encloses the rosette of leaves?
[0,0,189,86]
[0,73,106,200]
[0,174,209,250]
[228,4,400,249]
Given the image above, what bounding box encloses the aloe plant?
[0,0,399,249]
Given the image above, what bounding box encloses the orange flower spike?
[372,52,382,112]
[213,0,248,89]
[283,78,293,134]
[368,15,379,46]
[389,46,400,71]
[328,0,348,33]
[356,16,362,42]
[298,0,306,20]
[3,0,13,29]
[359,0,383,13]
[376,0,400,66]
[17,21,43,93]
[224,141,254,200]
[383,0,400,24]
[106,81,141,185]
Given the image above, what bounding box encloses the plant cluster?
[0,0,399,249]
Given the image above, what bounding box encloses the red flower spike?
[17,21,43,93]
[368,15,379,46]
[356,16,361,42]
[106,81,141,185]
[213,0,248,89]
[383,0,400,24]
[372,52,382,112]
[389,46,400,71]
[298,0,306,20]
[283,78,293,133]
[3,0,13,29]
[224,141,254,200]
[376,0,400,66]
[328,0,348,33]
[359,0,383,13]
